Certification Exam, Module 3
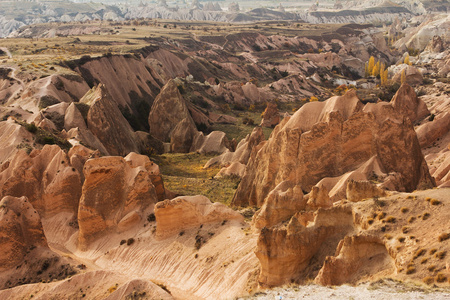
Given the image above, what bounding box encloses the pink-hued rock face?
[78,156,158,250]
[0,196,47,272]
[81,84,139,156]
[0,145,82,218]
[232,88,434,207]
[260,102,280,128]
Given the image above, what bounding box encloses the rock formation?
[232,89,434,207]
[154,195,243,238]
[148,79,193,141]
[391,65,424,86]
[0,145,82,218]
[191,131,231,154]
[0,196,47,271]
[346,180,387,202]
[78,156,158,250]
[205,127,265,168]
[252,181,305,230]
[81,84,139,156]
[260,102,280,128]
[315,235,394,286]
[256,205,354,286]
[390,83,429,123]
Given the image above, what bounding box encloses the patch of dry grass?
[153,152,240,205]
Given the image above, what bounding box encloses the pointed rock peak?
[391,83,429,122]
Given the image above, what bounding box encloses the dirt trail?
[0,47,12,58]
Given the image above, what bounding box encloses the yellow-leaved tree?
[404,54,411,65]
[368,56,375,76]
[401,69,406,84]
[372,61,381,77]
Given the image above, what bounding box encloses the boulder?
[214,162,246,179]
[260,102,280,128]
[81,84,139,156]
[78,156,158,250]
[154,195,243,238]
[191,131,230,154]
[0,196,47,271]
[346,180,386,202]
[232,90,434,208]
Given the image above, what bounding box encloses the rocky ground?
[239,279,450,300]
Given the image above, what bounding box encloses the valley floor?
[239,280,450,300]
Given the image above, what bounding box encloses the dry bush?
[398,237,405,243]
[430,199,441,205]
[367,218,374,225]
[423,276,434,285]
[401,207,409,213]
[430,249,437,255]
[427,265,436,272]
[422,213,430,220]
[386,216,396,223]
[377,212,386,220]
[435,251,446,259]
[408,216,416,223]
[406,266,416,274]
[420,258,428,264]
[413,249,426,259]
[438,233,449,242]
[402,226,409,233]
[436,273,447,283]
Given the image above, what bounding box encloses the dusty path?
[0,47,12,58]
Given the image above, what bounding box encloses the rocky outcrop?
[307,184,332,209]
[78,156,158,250]
[315,235,394,286]
[64,102,87,131]
[0,196,47,271]
[416,112,450,148]
[391,65,423,86]
[191,131,230,154]
[260,102,280,128]
[154,195,243,238]
[81,84,139,156]
[256,205,354,286]
[0,118,34,163]
[148,80,199,153]
[0,145,82,218]
[252,181,305,230]
[390,83,429,123]
[346,180,387,202]
[204,126,265,169]
[124,152,166,201]
[148,79,193,141]
[232,89,434,207]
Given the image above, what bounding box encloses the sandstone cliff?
[233,88,434,207]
